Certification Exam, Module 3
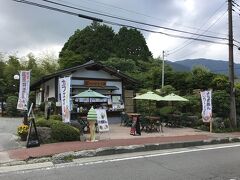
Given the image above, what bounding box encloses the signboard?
[200,90,212,122]
[17,71,31,110]
[85,80,106,87]
[95,109,109,132]
[59,77,71,123]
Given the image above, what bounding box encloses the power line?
[167,10,228,57]
[167,4,228,56]
[12,0,229,45]
[233,0,240,7]
[106,20,228,45]
[13,0,103,21]
[169,50,199,61]
[58,0,227,36]
[39,0,228,41]
[233,5,240,12]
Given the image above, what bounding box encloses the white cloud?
[9,44,63,59]
[1,0,238,63]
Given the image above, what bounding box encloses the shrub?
[36,119,52,127]
[51,123,79,142]
[35,119,80,142]
[39,102,45,112]
[50,115,62,121]
[212,90,230,118]
[158,106,172,116]
[6,96,19,117]
[36,118,62,127]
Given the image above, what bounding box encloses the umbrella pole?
[149,101,151,117]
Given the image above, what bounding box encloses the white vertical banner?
[59,77,71,123]
[17,71,31,110]
[200,90,212,122]
[95,109,109,132]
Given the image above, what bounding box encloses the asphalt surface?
[1,143,240,180]
[0,117,23,151]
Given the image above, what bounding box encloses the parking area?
[0,117,23,151]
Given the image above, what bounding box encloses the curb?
[1,137,240,167]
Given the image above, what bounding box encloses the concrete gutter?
[1,137,240,169]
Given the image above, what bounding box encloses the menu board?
[95,109,109,132]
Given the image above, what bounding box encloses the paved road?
[1,143,240,179]
[0,117,23,151]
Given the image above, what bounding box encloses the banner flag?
[200,90,212,122]
[17,71,31,110]
[59,77,71,123]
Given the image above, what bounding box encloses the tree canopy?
[59,22,152,69]
[59,22,115,68]
[113,27,152,60]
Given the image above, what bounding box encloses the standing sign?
[59,77,71,123]
[95,109,109,132]
[17,71,31,110]
[200,90,212,122]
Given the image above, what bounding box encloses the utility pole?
[228,0,237,127]
[162,50,165,89]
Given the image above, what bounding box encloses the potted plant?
[17,124,29,141]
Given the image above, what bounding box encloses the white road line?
[2,143,240,174]
[59,143,240,167]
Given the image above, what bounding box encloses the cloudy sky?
[1,0,240,62]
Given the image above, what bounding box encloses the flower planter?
[20,134,27,141]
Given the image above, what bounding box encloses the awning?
[71,85,119,90]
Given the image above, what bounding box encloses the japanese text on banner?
[59,77,71,123]
[17,71,30,110]
[200,90,212,122]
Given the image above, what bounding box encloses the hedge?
[51,122,79,142]
[36,119,79,142]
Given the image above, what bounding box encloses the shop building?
[31,60,138,117]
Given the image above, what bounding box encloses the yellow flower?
[17,124,29,136]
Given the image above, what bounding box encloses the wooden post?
[210,119,213,133]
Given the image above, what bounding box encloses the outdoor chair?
[121,113,132,127]
[139,115,150,132]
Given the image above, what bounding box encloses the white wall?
[71,79,84,85]
[72,69,120,80]
[44,78,55,100]
[106,81,122,94]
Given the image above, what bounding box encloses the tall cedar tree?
[59,22,115,69]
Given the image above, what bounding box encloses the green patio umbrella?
[133,91,164,101]
[133,91,164,116]
[162,93,189,123]
[162,93,189,102]
[72,88,108,102]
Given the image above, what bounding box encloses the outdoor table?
[127,113,141,117]
[145,116,163,133]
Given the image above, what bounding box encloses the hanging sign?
[200,90,212,122]
[85,80,106,87]
[59,77,71,123]
[95,109,109,132]
[17,71,31,110]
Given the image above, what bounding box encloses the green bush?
[35,119,51,127]
[158,106,172,116]
[212,90,230,118]
[51,123,79,142]
[39,102,45,112]
[50,115,62,121]
[6,96,19,117]
[35,119,79,142]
